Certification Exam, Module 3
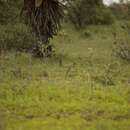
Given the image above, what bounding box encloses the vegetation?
[0,0,130,130]
[0,23,36,52]
[110,2,130,20]
[23,0,64,57]
[68,0,114,28]
[0,22,130,130]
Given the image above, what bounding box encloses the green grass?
[0,22,130,130]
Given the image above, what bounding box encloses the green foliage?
[0,0,22,25]
[0,0,38,53]
[93,7,114,25]
[0,24,36,51]
[110,3,130,20]
[114,41,130,63]
[112,22,130,63]
[68,0,114,28]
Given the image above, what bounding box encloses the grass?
[0,21,130,130]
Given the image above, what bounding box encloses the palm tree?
[23,0,64,57]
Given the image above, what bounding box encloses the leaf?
[35,0,43,7]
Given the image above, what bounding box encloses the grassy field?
[0,21,130,130]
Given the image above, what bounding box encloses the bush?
[114,42,130,63]
[93,7,114,25]
[0,23,36,52]
[0,0,22,25]
[68,0,114,28]
[110,3,130,20]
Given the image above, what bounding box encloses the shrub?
[93,7,114,25]
[110,3,130,20]
[0,23,36,52]
[68,0,114,28]
[0,0,22,25]
[112,25,130,62]
[114,42,130,63]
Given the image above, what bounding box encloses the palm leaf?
[23,0,64,56]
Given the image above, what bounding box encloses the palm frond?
[23,0,64,43]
